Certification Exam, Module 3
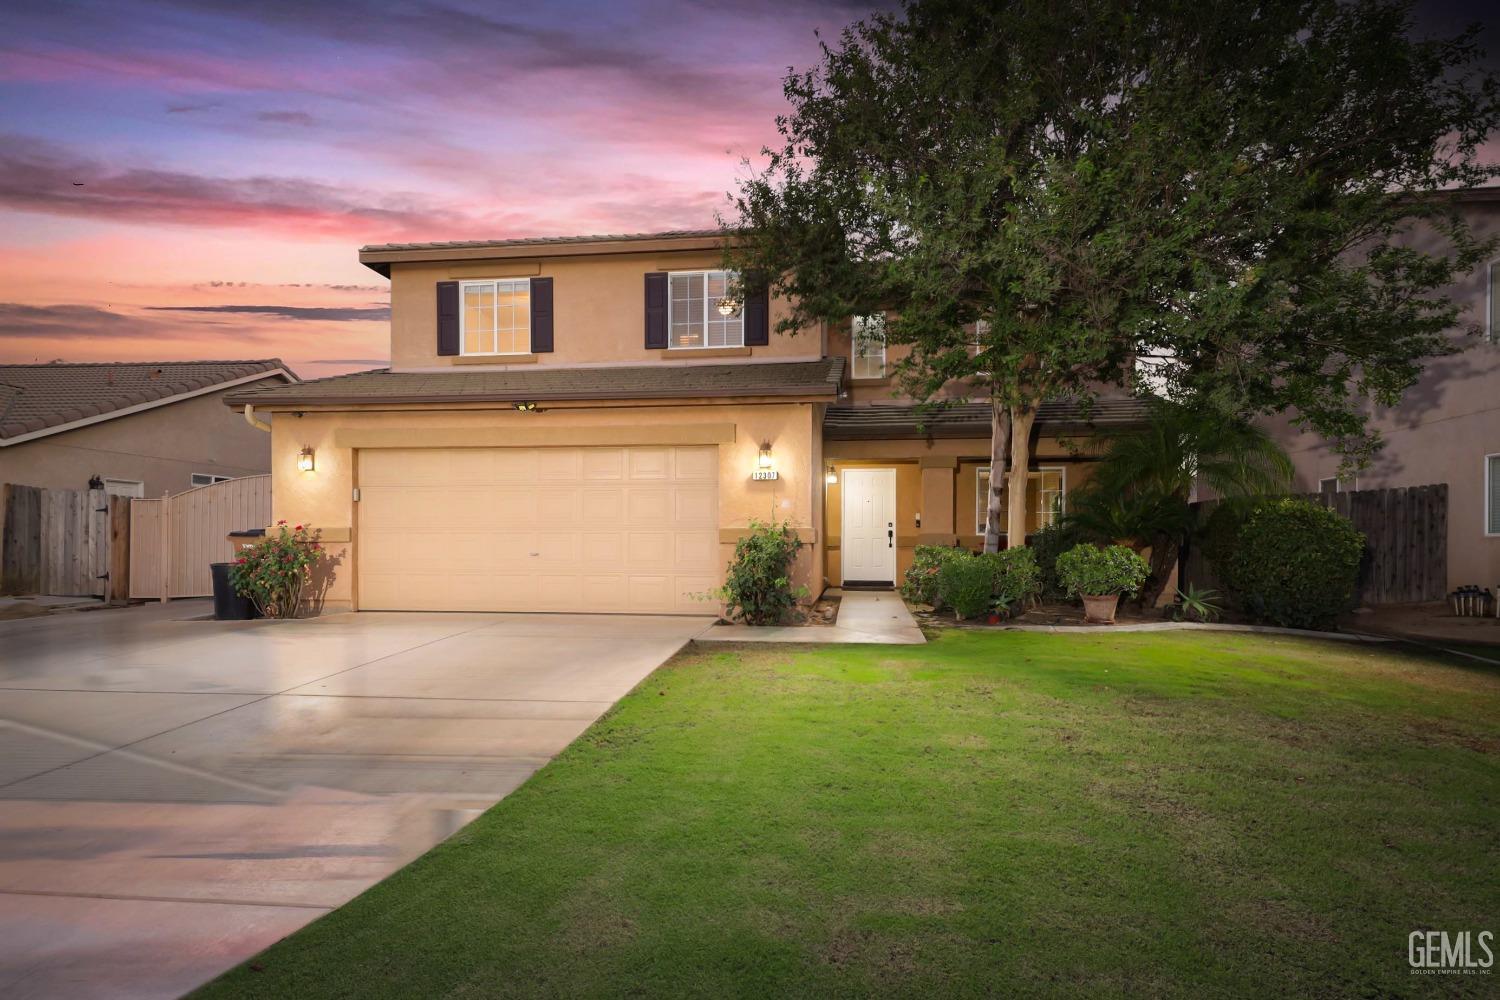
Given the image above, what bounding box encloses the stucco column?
[918,456,957,545]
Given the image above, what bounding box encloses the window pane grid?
[976,467,1065,535]
[852,314,886,379]
[1487,455,1500,535]
[461,279,529,355]
[669,270,742,348]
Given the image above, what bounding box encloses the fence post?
[160,490,173,604]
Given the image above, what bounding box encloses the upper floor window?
[669,270,743,348]
[852,313,887,379]
[1489,260,1498,342]
[190,473,231,487]
[968,318,989,359]
[462,278,531,355]
[1318,476,1356,494]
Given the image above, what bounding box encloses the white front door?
[841,467,897,584]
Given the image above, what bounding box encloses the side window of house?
[669,270,743,348]
[1487,454,1500,536]
[852,314,887,379]
[1318,476,1357,494]
[969,318,989,359]
[191,473,232,487]
[975,466,1066,535]
[1489,260,1498,342]
[101,478,144,499]
[461,278,531,355]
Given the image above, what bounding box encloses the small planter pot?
[1081,594,1120,624]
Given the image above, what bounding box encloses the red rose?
[294,524,303,531]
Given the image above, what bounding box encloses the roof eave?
[225,383,840,409]
[358,232,738,275]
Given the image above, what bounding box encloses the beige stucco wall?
[388,249,824,370]
[0,385,278,498]
[261,398,822,613]
[1271,199,1500,591]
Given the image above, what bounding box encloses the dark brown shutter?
[436,281,460,356]
[529,277,553,353]
[644,272,668,349]
[743,280,769,346]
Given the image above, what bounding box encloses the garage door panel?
[628,448,669,480]
[358,445,719,613]
[673,446,716,481]
[626,489,670,524]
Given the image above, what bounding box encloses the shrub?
[1055,543,1149,598]
[980,547,1041,612]
[901,544,969,606]
[1207,497,1364,628]
[229,521,323,619]
[714,519,807,625]
[1029,522,1078,598]
[937,555,995,620]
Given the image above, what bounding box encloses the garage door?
[357,446,720,614]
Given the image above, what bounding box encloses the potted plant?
[1055,543,1150,624]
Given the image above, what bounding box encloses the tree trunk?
[1137,535,1179,610]
[984,395,1012,553]
[1006,403,1036,549]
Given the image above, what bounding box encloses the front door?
[841,467,897,585]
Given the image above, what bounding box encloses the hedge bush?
[1205,498,1364,628]
[936,556,995,620]
[1055,543,1149,598]
[714,519,807,625]
[1029,521,1078,598]
[982,547,1041,611]
[901,544,970,606]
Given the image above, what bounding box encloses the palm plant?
[1064,401,1293,608]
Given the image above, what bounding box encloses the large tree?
[728,0,1498,550]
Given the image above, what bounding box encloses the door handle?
[887,525,894,548]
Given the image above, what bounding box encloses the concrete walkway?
[695,590,926,645]
[0,601,705,1000]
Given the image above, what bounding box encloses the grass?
[196,631,1500,999]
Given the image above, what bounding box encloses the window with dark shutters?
[644,272,669,349]
[436,281,460,356]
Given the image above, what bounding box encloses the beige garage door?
[357,446,720,614]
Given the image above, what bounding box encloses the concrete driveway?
[0,601,706,1000]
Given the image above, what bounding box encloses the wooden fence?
[129,475,272,599]
[1181,484,1448,606]
[1,484,130,599]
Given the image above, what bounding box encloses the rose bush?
[229,521,323,619]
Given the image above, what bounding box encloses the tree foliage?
[728,0,1499,537]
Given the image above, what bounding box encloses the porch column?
[918,456,957,546]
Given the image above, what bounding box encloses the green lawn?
[197,632,1500,999]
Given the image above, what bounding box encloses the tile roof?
[0,360,294,441]
[359,229,725,253]
[823,398,1153,439]
[223,358,846,407]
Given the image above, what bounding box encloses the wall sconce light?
[825,465,838,484]
[750,440,779,480]
[758,441,774,469]
[297,446,315,472]
[513,401,539,412]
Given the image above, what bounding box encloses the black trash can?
[210,562,257,620]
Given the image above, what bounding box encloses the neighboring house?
[0,360,297,501]
[225,231,1146,615]
[1267,187,1500,592]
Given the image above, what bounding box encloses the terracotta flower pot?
[1081,594,1120,624]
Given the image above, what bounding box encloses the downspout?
[243,404,271,432]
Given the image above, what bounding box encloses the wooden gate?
[129,475,272,599]
[1,484,127,598]
[1182,484,1448,606]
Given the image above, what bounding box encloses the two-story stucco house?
[1267,187,1500,593]
[226,230,1147,615]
